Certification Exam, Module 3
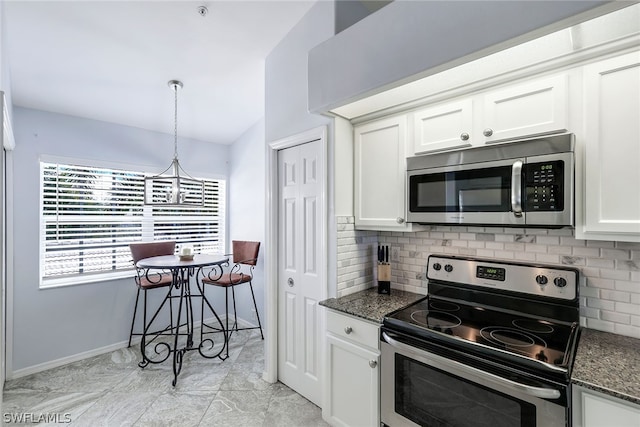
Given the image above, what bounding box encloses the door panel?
[278,140,323,406]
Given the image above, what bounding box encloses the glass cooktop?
[384,296,578,371]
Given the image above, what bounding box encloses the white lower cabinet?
[323,310,380,427]
[572,385,640,427]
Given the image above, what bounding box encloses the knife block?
[377,264,391,295]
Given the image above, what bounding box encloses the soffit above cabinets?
[320,2,639,122]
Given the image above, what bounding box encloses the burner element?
[429,300,460,312]
[410,310,462,330]
[480,327,548,351]
[513,319,555,334]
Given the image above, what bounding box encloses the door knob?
[369,360,377,368]
[344,326,353,334]
[396,217,405,224]
[287,278,294,287]
[460,132,470,141]
[483,128,494,137]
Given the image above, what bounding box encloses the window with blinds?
[40,161,225,287]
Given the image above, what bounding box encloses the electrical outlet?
[391,246,400,263]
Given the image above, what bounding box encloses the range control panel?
[524,160,564,211]
[428,255,578,301]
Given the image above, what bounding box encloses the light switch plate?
[391,246,400,262]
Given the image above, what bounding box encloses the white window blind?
[40,162,225,287]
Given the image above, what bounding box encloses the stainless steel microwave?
[406,133,575,227]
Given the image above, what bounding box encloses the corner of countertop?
[572,328,640,405]
[319,286,426,323]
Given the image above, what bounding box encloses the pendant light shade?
[144,80,204,206]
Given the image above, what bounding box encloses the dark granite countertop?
[319,287,426,324]
[572,329,640,405]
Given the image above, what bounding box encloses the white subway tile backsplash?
[536,235,560,245]
[586,318,616,332]
[335,217,640,339]
[536,253,561,264]
[587,297,617,310]
[613,324,640,339]
[601,311,630,325]
[579,286,600,298]
[615,301,640,315]
[600,269,631,281]
[601,248,632,260]
[580,306,600,318]
[615,280,640,293]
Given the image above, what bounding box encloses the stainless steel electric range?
[381,255,581,427]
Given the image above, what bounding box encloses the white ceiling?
[5,0,316,144]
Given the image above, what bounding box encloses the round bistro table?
[136,253,229,386]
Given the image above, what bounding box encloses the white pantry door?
[277,140,323,406]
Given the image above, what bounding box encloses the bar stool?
[128,241,177,347]
[201,240,264,342]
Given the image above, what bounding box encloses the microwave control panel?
[524,161,564,211]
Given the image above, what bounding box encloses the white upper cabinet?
[482,74,568,143]
[578,50,640,241]
[412,99,473,154]
[354,116,421,231]
[411,74,569,155]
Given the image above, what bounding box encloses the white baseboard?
[8,314,261,380]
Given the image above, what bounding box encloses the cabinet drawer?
[327,310,380,350]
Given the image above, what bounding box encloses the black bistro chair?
[128,241,177,347]
[201,240,264,341]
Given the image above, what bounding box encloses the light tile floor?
[3,330,329,426]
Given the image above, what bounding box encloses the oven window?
[410,166,512,212]
[394,354,536,427]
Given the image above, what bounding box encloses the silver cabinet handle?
[369,360,377,368]
[396,217,405,224]
[344,326,352,334]
[460,132,470,141]
[483,128,494,137]
[287,278,294,287]
[511,160,523,218]
[381,332,561,399]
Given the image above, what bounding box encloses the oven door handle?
[511,160,524,218]
[381,332,561,400]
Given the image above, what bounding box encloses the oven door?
[407,158,526,226]
[381,331,567,427]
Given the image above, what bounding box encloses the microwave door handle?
[511,160,523,218]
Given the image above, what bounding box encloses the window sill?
[40,269,136,289]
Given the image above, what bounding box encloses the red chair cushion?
[203,273,252,287]
[138,272,174,289]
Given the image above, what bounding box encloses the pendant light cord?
[173,83,179,161]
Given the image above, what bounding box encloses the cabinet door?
[413,99,473,154]
[324,333,379,427]
[482,74,568,143]
[573,385,640,427]
[582,51,640,238]
[354,116,408,230]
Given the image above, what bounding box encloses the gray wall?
[308,0,619,113]
[265,0,338,301]
[11,107,229,372]
[228,118,266,327]
[265,0,335,144]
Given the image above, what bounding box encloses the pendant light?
[144,80,204,206]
